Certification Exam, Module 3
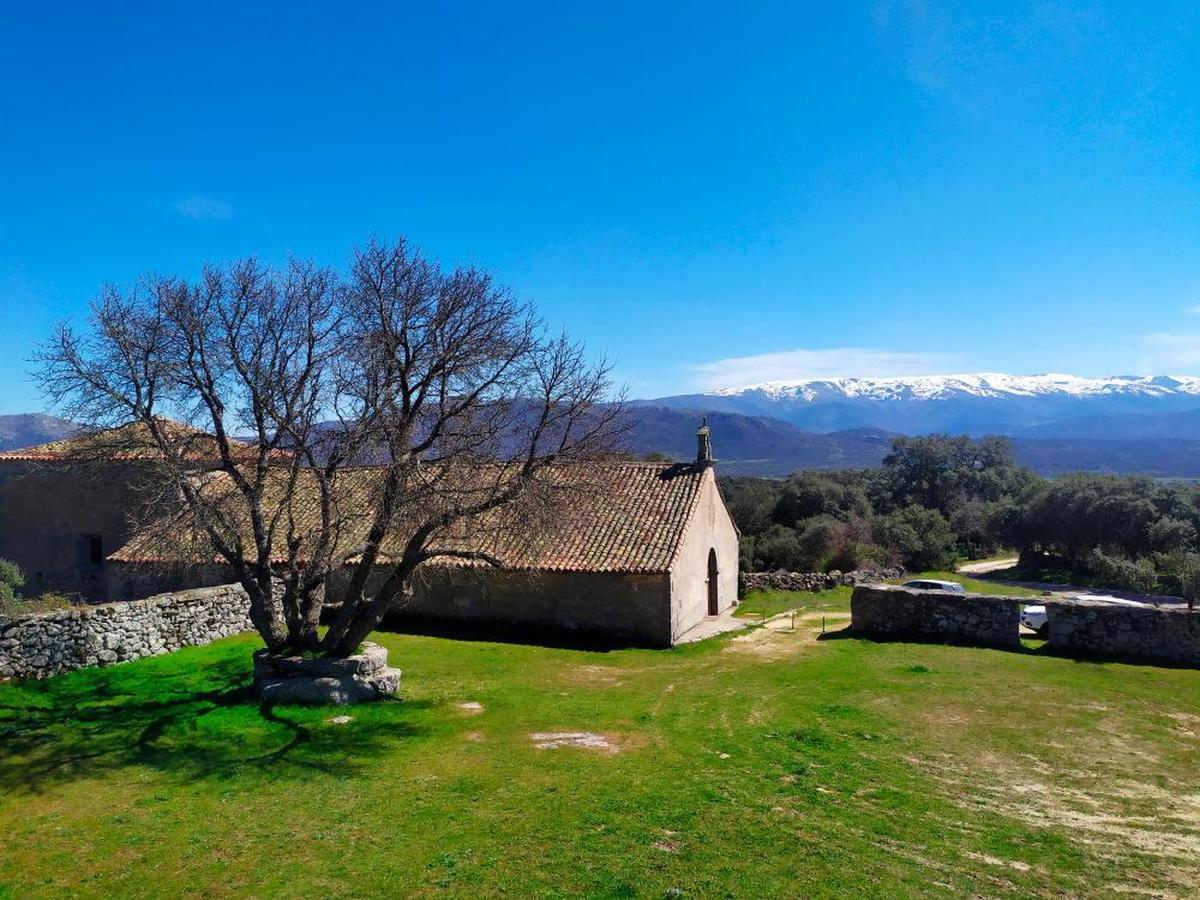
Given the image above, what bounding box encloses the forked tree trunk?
[323,572,413,657]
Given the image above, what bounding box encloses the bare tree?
[37,257,349,651]
[321,239,621,655]
[37,238,621,658]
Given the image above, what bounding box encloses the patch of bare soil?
[1167,712,1200,737]
[529,731,619,753]
[926,752,1200,894]
[456,701,484,715]
[964,851,1032,873]
[560,664,627,687]
[724,611,849,660]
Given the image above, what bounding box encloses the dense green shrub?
[0,558,25,602]
[1084,548,1157,594]
[872,505,958,571]
[722,433,1200,595]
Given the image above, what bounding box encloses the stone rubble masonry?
[253,641,401,704]
[0,583,252,680]
[740,568,905,595]
[1045,598,1200,666]
[850,584,1022,648]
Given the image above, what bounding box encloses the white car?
[901,579,966,594]
[1020,593,1148,636]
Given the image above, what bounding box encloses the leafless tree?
[321,239,621,654]
[37,238,621,658]
[37,257,348,650]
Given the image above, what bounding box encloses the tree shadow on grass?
[0,641,433,796]
[380,615,647,652]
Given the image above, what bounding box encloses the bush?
[1148,517,1197,554]
[0,557,25,602]
[872,505,958,571]
[0,591,79,616]
[1085,548,1157,593]
[749,525,809,571]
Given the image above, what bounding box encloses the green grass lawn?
[2,594,1199,898]
[734,586,853,619]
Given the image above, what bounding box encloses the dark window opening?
[87,534,104,565]
[707,548,719,615]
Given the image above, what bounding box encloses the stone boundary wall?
[741,568,905,595]
[0,584,252,680]
[1045,599,1200,666]
[850,584,1022,648]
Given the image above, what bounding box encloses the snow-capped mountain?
[640,374,1200,436]
[710,373,1200,402]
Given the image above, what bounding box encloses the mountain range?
[627,374,1200,476]
[641,374,1200,436]
[0,414,79,452]
[8,373,1200,477]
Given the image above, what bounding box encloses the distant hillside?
[618,407,890,475]
[0,414,79,451]
[1010,438,1200,478]
[1018,407,1200,440]
[622,406,1200,478]
[8,407,1198,480]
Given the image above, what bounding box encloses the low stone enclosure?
[851,584,1200,667]
[0,584,403,701]
[850,584,1021,648]
[0,584,253,679]
[1046,597,1200,667]
[740,567,905,595]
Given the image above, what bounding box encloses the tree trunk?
[323,570,411,657]
[245,580,289,652]
[293,580,325,650]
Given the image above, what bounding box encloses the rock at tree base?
[253,641,401,705]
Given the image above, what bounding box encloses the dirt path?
[958,557,1019,574]
[959,557,1189,608]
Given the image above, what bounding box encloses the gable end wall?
[669,469,739,641]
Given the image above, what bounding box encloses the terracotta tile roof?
[109,461,711,575]
[0,419,277,464]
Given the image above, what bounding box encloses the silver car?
[901,579,966,594]
[1021,593,1148,636]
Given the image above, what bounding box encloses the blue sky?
[2,1,1199,413]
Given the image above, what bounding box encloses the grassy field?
[2,589,1200,898]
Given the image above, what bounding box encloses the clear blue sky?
[2,1,1199,413]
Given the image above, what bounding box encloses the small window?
[87,534,104,565]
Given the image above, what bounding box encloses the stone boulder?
[253,641,401,705]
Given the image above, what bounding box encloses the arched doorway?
[707,549,719,615]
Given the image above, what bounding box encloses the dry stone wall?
[1045,599,1200,666]
[741,568,905,595]
[0,584,251,680]
[850,584,1022,648]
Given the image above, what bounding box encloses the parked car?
[1020,603,1048,635]
[1020,593,1149,636]
[901,579,966,594]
